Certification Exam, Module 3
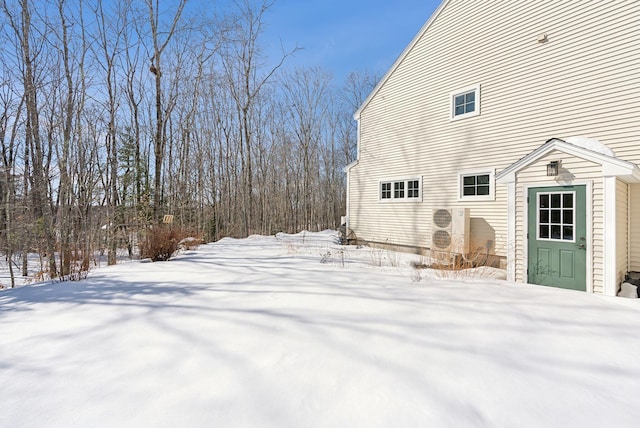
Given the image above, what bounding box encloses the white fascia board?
[496,138,560,184]
[353,0,452,121]
[496,138,640,184]
[343,160,358,173]
[602,162,640,182]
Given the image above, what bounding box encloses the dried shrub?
[414,243,503,280]
[178,236,204,250]
[58,246,93,282]
[140,226,193,261]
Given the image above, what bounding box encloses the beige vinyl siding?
[349,1,640,256]
[630,185,640,271]
[616,180,629,288]
[512,151,603,291]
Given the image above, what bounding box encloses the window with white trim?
[408,180,419,198]
[394,182,404,198]
[451,84,480,120]
[537,191,575,241]
[458,170,494,201]
[380,178,421,201]
[381,182,391,199]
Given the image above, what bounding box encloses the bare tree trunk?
[0,82,23,287]
[219,0,296,236]
[5,0,58,277]
[145,0,187,222]
[56,0,76,276]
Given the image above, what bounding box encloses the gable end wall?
[348,1,640,276]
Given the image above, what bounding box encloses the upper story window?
[450,84,480,120]
[380,178,421,202]
[458,169,495,201]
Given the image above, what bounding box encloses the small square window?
[451,84,480,120]
[454,92,475,116]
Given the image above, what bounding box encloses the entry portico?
[497,137,640,295]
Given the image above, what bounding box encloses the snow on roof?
[564,136,615,157]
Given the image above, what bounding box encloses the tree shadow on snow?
[0,276,195,314]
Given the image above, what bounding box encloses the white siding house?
[345,0,640,294]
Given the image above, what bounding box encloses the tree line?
[0,0,378,286]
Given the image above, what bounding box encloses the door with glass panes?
[527,186,587,291]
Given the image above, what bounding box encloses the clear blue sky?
[259,0,442,81]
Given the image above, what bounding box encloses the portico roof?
[496,137,640,184]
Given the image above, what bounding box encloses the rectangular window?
[407,180,419,198]
[394,181,405,198]
[458,170,494,201]
[381,182,391,199]
[537,191,575,241]
[462,174,490,196]
[454,91,475,116]
[379,178,421,201]
[451,84,480,120]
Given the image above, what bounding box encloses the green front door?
[527,185,587,291]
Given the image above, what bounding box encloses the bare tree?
[0,72,24,287]
[52,0,84,276]
[3,0,58,277]
[0,0,371,285]
[281,67,331,230]
[92,0,132,264]
[144,0,187,221]
[218,0,296,235]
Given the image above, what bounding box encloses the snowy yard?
[2,231,640,427]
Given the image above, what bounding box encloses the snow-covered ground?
[1,231,639,428]
[0,249,137,289]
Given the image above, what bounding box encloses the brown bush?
[140,226,193,261]
[178,236,204,250]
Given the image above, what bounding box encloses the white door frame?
[521,180,593,293]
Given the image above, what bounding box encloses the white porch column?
[506,181,516,282]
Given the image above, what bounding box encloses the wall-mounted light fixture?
[547,160,561,176]
[538,33,548,43]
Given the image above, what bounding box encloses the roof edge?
[353,0,452,121]
[343,159,358,173]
